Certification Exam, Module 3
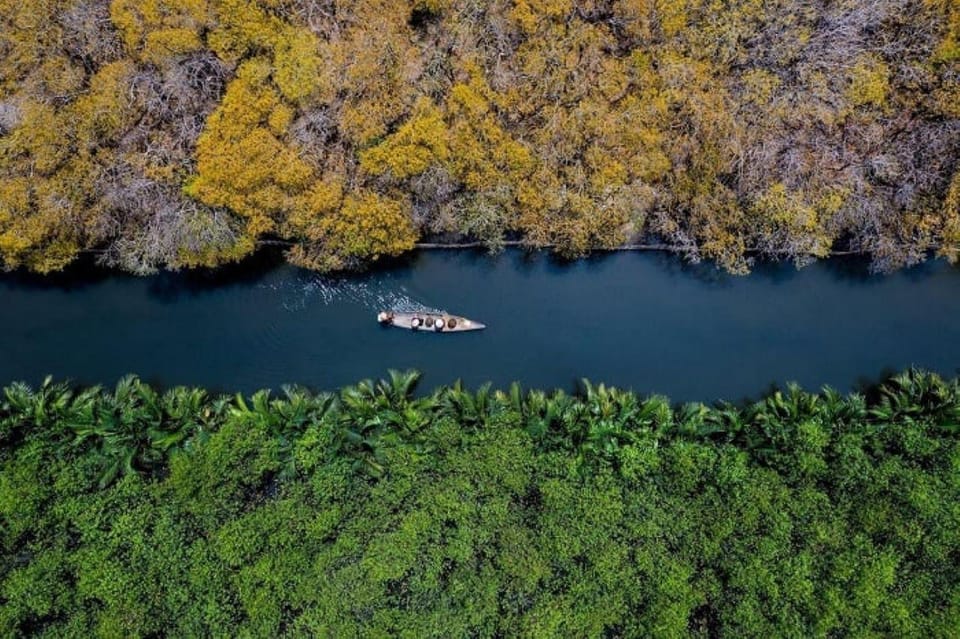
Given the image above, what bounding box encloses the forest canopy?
[1,370,959,636]
[0,0,958,273]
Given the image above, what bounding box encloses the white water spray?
[264,274,442,314]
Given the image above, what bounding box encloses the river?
[1,249,959,402]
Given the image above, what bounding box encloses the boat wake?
[264,274,443,314]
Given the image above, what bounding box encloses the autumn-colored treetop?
[0,0,958,273]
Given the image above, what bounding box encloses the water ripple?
[262,274,442,314]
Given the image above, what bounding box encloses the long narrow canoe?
[377,311,486,332]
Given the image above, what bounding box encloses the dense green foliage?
[2,370,959,636]
[1,1,959,273]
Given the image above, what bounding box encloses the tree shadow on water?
[0,253,115,293]
[818,252,953,286]
[851,367,904,402]
[146,248,288,303]
[530,248,735,286]
[642,251,735,287]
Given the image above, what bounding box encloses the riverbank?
[73,238,886,274]
[260,237,866,260]
[2,369,958,636]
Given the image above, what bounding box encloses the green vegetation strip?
[2,370,959,637]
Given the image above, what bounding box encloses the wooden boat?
[377,311,485,332]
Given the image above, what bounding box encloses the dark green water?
[2,250,959,401]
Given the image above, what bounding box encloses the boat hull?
[378,311,485,332]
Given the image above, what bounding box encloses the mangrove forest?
[1,1,959,274]
[2,369,959,636]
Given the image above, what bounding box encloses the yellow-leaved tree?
[110,0,211,65]
[940,170,960,262]
[187,58,313,240]
[0,42,142,271]
[287,191,418,270]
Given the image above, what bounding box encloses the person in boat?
[415,315,443,331]
[377,311,395,325]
